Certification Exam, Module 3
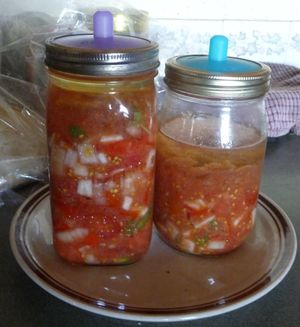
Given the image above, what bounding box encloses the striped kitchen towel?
[265,62,300,137]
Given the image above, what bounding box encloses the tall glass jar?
[154,35,271,255]
[45,12,159,265]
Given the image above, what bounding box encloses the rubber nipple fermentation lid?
[164,35,271,99]
[45,11,159,76]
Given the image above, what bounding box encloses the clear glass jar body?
[46,69,157,265]
[154,90,267,255]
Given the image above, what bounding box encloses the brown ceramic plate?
[10,185,297,322]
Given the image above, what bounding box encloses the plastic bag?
[0,12,56,79]
[0,75,47,199]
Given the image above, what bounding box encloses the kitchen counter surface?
[0,134,299,327]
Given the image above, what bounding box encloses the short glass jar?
[154,36,271,255]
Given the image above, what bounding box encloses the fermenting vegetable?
[154,117,266,255]
[47,71,156,264]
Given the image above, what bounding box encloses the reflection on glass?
[119,104,130,118]
[208,277,216,286]
[109,274,131,281]
[220,108,232,148]
[96,299,106,307]
[118,303,126,310]
[218,297,226,305]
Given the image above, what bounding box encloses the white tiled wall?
[128,0,300,68]
[3,0,300,68]
[129,0,300,21]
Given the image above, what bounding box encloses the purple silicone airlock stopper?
[93,11,114,39]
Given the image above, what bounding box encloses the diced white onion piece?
[56,228,89,243]
[185,198,206,210]
[78,144,98,164]
[193,215,215,229]
[73,164,88,177]
[97,152,108,164]
[79,245,90,254]
[95,172,105,180]
[93,182,104,192]
[146,149,156,169]
[79,246,100,264]
[77,180,93,197]
[208,241,226,250]
[50,146,65,176]
[233,215,243,227]
[121,172,143,196]
[126,125,141,137]
[122,196,133,211]
[181,239,196,253]
[122,176,133,192]
[93,183,106,205]
[251,208,257,224]
[64,149,78,167]
[109,168,125,177]
[166,221,180,240]
[84,254,100,264]
[182,230,192,237]
[100,135,124,143]
[105,180,116,191]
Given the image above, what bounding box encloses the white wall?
[135,0,300,68]
[1,0,300,67]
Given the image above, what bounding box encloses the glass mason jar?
[154,36,271,255]
[45,12,159,265]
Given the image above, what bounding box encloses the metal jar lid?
[45,11,159,76]
[164,36,271,100]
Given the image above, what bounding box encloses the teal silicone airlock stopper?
[208,35,228,62]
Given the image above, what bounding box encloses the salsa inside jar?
[154,116,266,255]
[47,71,157,264]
